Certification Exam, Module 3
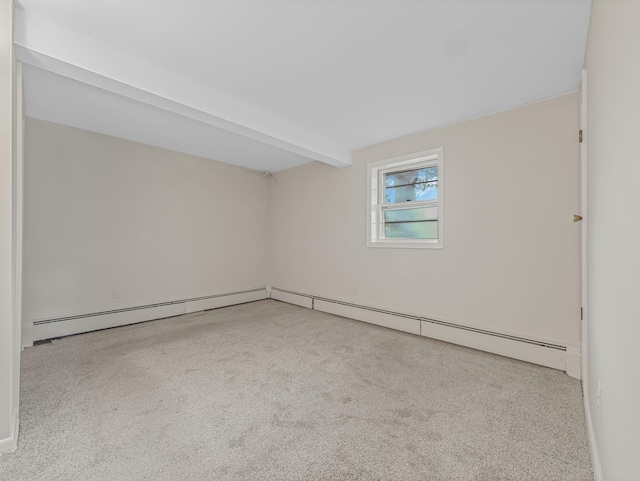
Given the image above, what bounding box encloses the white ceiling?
[16,0,592,172]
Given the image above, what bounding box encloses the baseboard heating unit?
[269,287,581,379]
[24,287,268,347]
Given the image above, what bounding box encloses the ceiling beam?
[14,9,352,168]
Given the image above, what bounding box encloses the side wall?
[0,0,18,453]
[584,0,640,479]
[269,93,580,349]
[22,118,269,337]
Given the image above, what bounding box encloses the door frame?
[579,69,588,386]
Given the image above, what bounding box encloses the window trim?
[367,147,444,249]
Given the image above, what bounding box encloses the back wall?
[23,118,269,327]
[269,93,580,348]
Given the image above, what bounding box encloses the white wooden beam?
[14,9,351,168]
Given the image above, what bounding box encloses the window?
[367,147,444,248]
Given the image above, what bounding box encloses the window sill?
[366,240,444,249]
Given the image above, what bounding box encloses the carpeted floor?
[0,300,592,480]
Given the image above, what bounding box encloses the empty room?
[1,0,638,480]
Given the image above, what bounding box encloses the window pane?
[385,221,438,239]
[384,206,437,223]
[385,166,437,204]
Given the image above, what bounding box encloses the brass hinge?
[581,307,583,321]
[574,214,583,222]
[579,130,583,143]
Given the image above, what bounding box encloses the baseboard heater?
[270,287,581,378]
[24,287,268,346]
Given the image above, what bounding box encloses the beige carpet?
[0,300,592,480]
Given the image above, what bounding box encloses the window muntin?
[384,166,438,203]
[367,148,444,248]
[383,206,438,240]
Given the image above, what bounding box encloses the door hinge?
[574,214,583,222]
[581,307,583,321]
[579,130,583,143]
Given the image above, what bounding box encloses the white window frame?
[367,147,444,249]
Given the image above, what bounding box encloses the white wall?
[0,0,19,453]
[269,93,581,348]
[23,118,269,326]
[584,0,640,479]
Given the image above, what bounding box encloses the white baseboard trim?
[184,289,267,313]
[0,434,16,455]
[25,287,267,343]
[315,299,420,335]
[270,288,313,309]
[420,320,565,371]
[270,287,576,375]
[584,393,603,481]
[28,303,186,342]
[0,408,19,454]
[565,345,581,380]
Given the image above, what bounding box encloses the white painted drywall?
[0,0,19,452]
[0,0,12,447]
[584,0,640,479]
[22,118,269,326]
[269,93,581,348]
